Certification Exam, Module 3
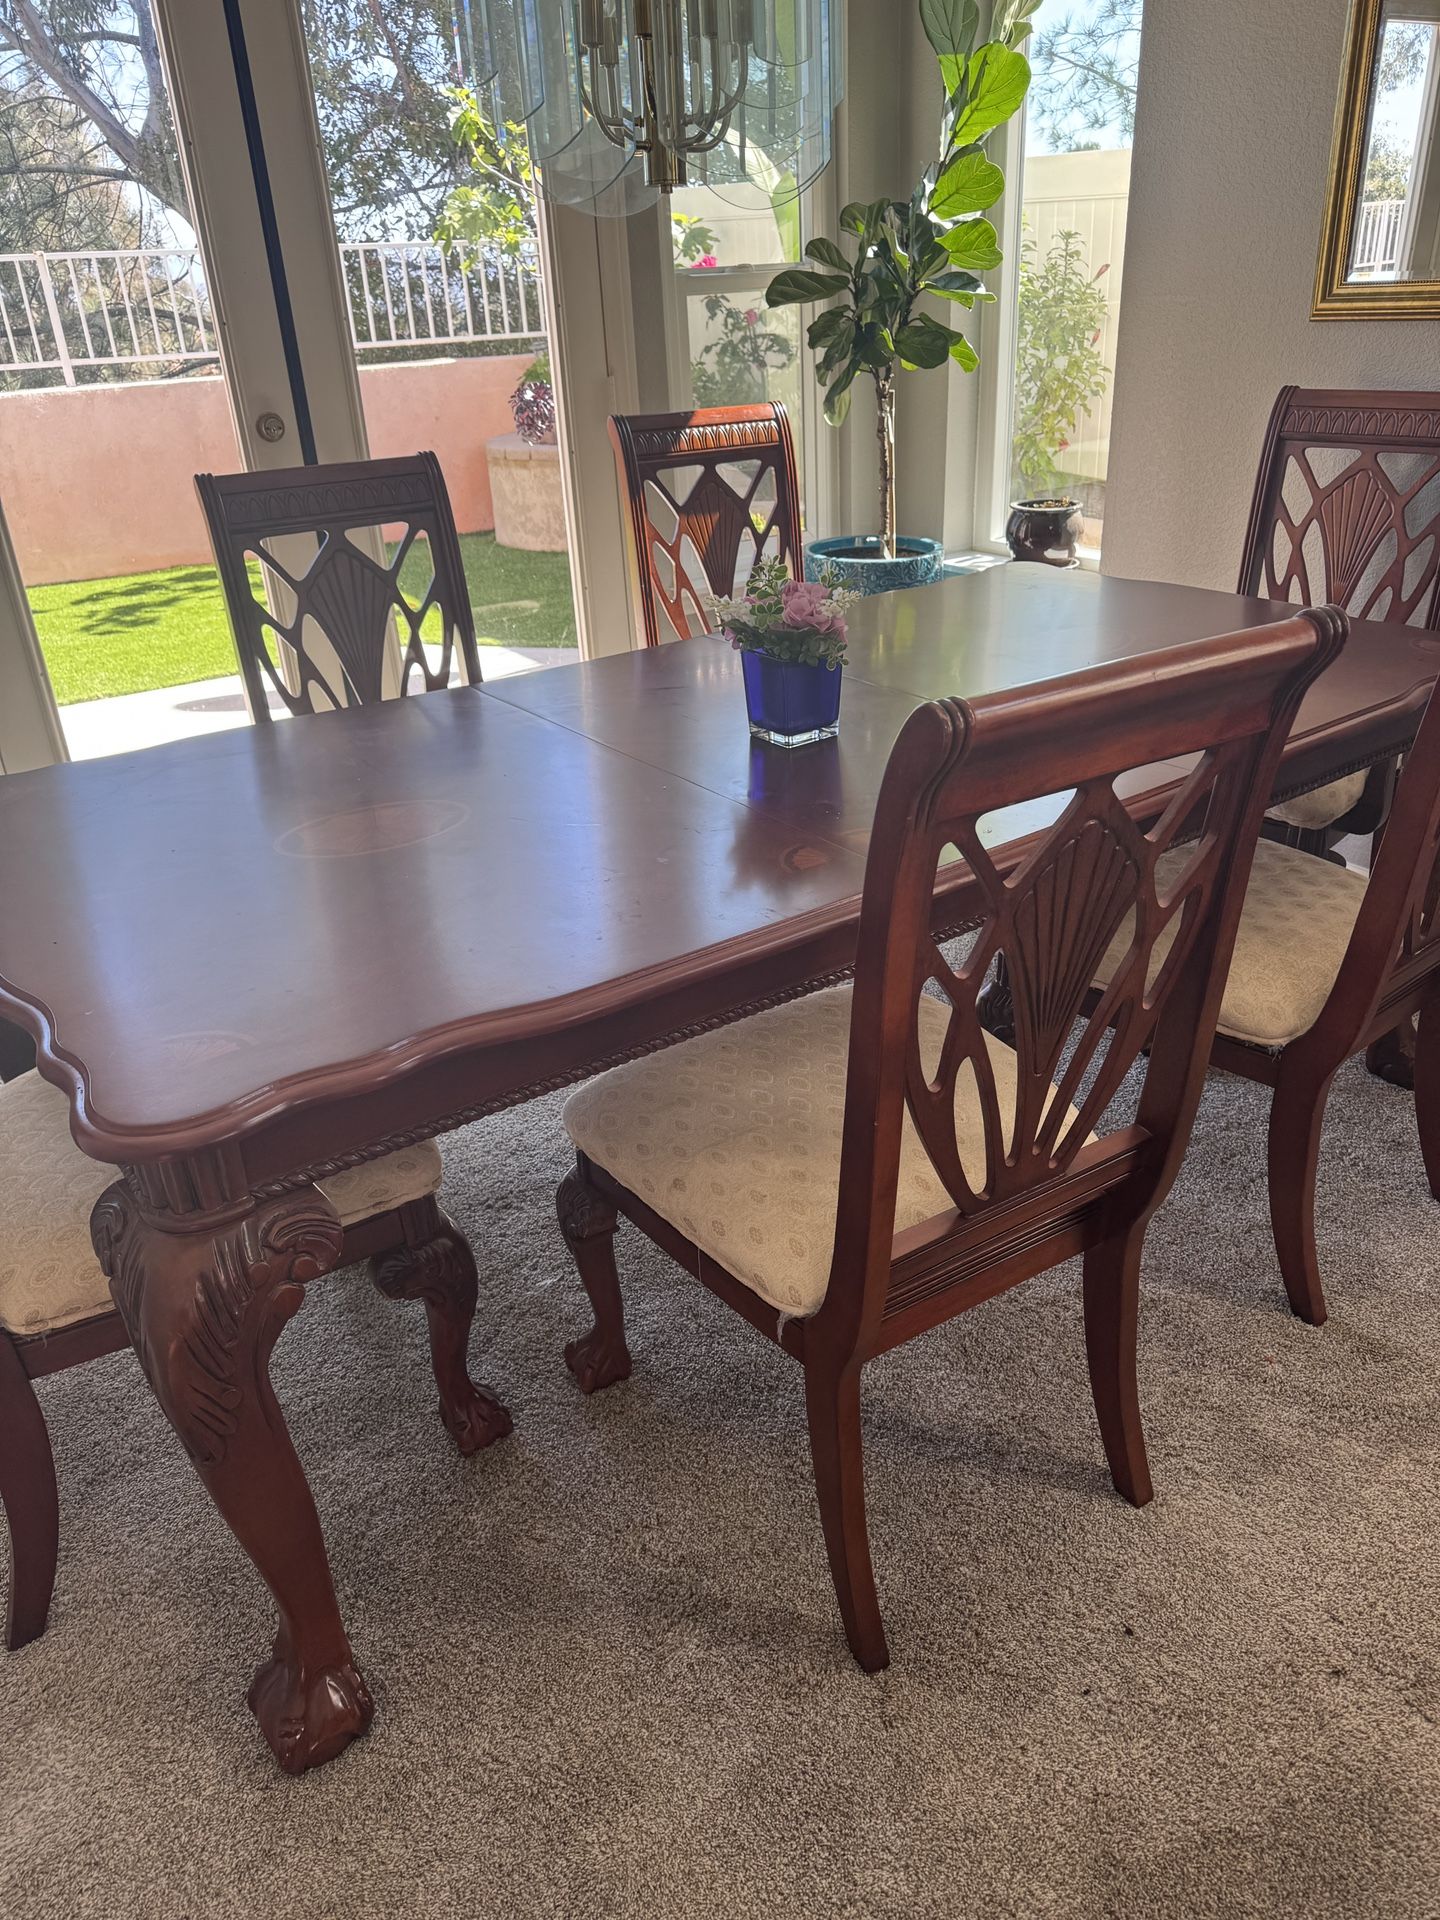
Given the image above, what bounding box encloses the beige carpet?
[1,1057,1437,1920]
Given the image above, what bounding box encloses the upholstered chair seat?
[1094,837,1366,1050]
[565,984,1086,1319]
[1267,771,1368,833]
[0,1071,443,1336]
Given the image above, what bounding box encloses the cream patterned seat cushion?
[1094,836,1367,1051]
[1266,770,1368,832]
[0,1072,443,1338]
[563,984,1086,1321]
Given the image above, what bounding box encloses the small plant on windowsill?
[766,0,1041,594]
[705,557,858,748]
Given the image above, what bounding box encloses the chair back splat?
[609,403,802,647]
[825,610,1349,1357]
[196,453,481,720]
[1238,386,1440,630]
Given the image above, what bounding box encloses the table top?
[3,567,1436,1174]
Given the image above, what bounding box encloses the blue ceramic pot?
[805,535,944,596]
[741,649,842,748]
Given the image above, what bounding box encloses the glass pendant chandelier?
[454,0,845,213]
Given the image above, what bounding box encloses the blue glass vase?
[741,649,843,748]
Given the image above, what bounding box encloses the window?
[977,0,1145,559]
[665,178,837,543]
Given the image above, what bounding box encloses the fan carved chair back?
[1239,387,1440,629]
[196,453,481,720]
[609,404,802,647]
[832,614,1347,1348]
[556,608,1343,1673]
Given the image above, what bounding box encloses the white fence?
[0,241,544,387]
[1352,198,1404,278]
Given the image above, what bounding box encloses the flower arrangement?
[704,557,857,672]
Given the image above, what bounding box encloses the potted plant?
[510,348,556,445]
[766,0,1041,594]
[705,557,857,748]
[1007,226,1110,565]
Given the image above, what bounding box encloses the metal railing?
[1352,197,1404,278]
[0,241,544,387]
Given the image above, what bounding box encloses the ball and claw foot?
[439,1383,513,1455]
[564,1328,633,1395]
[247,1644,375,1774]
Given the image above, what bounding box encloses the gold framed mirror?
[1314,0,1440,317]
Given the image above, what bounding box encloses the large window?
[980,0,1145,558]
[666,180,836,541]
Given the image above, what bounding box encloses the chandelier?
[455,0,845,211]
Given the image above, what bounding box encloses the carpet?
[1,1058,1437,1920]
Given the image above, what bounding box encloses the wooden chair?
[196,452,481,720]
[554,608,1344,1670]
[1095,669,1440,1330]
[1242,386,1440,850]
[609,403,802,648]
[0,1070,506,1651]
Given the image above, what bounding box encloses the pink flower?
[779,578,845,636]
[697,254,718,268]
[744,308,760,326]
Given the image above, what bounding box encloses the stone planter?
[485,433,567,552]
[804,534,944,596]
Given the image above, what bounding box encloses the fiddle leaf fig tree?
[767,0,1041,557]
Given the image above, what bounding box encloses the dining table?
[2,563,1436,1774]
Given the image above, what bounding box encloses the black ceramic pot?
[1005,497,1083,568]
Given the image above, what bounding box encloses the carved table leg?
[557,1162,631,1394]
[91,1178,373,1775]
[1366,1016,1416,1091]
[976,952,1017,1045]
[370,1196,512,1455]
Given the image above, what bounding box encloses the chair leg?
[1365,1016,1415,1090]
[556,1161,631,1394]
[1413,991,1440,1201]
[371,1196,513,1455]
[804,1359,888,1673]
[1266,1067,1334,1327]
[0,1331,59,1651]
[1081,1226,1154,1509]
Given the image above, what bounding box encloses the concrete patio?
[58,644,580,759]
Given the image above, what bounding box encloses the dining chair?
[1093,669,1440,1331]
[609,403,802,648]
[195,452,481,720]
[554,607,1345,1671]
[0,1068,503,1651]
[1241,385,1440,852]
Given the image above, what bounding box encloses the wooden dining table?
[2,564,1436,1773]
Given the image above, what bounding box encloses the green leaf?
[950,334,980,372]
[949,46,1031,146]
[939,51,964,94]
[824,361,859,426]
[766,268,850,307]
[920,0,979,57]
[938,217,1002,272]
[804,237,850,273]
[931,150,1005,220]
[807,306,852,346]
[894,317,954,370]
[840,199,888,240]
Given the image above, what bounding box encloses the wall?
[0,352,532,585]
[1103,0,1440,587]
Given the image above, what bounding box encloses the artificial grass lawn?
[30,532,578,707]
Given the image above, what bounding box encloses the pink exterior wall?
[0,353,531,586]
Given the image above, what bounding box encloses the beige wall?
[0,352,532,585]
[1103,0,1440,588]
